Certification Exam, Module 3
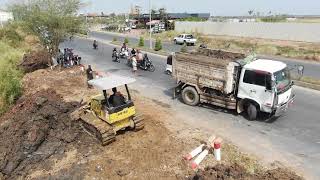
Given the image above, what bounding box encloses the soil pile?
[0,89,87,179]
[189,164,303,180]
[197,48,246,60]
[19,50,52,73]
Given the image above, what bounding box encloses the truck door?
[180,35,185,43]
[238,70,274,113]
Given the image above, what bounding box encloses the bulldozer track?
[80,111,116,146]
[133,113,145,131]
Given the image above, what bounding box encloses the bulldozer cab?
[88,75,136,124]
[80,74,144,145]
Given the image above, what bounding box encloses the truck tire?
[182,86,200,106]
[247,103,257,120]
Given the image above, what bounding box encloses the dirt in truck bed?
[0,67,303,179]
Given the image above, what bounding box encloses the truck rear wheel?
[182,86,200,106]
[247,103,257,120]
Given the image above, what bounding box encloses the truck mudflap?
[273,94,295,117]
[173,82,184,99]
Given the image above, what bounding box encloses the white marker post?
[184,144,205,161]
[213,138,222,161]
[191,149,209,169]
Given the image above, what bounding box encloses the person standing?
[131,54,138,76]
[86,65,94,88]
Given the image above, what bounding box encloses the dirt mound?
[0,89,87,179]
[197,48,246,60]
[19,50,52,73]
[189,164,303,180]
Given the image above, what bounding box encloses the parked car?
[173,34,197,46]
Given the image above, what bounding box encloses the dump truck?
[173,48,295,120]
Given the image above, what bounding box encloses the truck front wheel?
[247,103,258,120]
[182,86,200,106]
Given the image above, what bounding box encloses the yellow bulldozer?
[79,75,144,145]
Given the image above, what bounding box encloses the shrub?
[0,41,24,115]
[124,37,129,44]
[154,38,162,51]
[112,37,117,42]
[138,36,144,47]
[0,26,23,47]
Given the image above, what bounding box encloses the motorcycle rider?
[142,53,149,70]
[121,43,127,51]
[93,40,98,49]
[131,48,136,56]
[112,47,117,56]
[112,48,119,61]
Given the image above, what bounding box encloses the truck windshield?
[186,35,193,39]
[274,68,291,92]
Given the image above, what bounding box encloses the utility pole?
[149,0,152,49]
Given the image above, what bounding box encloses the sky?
[1,0,320,16]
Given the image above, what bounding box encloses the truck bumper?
[273,94,295,117]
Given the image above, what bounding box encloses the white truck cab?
[237,59,294,119]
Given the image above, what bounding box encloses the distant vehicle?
[174,34,197,46]
[131,24,137,29]
[173,49,295,120]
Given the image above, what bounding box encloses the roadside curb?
[294,80,320,91]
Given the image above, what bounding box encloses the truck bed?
[173,49,245,94]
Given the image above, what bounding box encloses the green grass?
[0,41,24,115]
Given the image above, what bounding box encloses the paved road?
[90,31,320,79]
[62,38,320,179]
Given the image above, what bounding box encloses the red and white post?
[184,144,205,161]
[213,138,222,161]
[191,149,209,169]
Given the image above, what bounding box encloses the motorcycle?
[112,48,120,63]
[93,40,98,50]
[119,48,129,59]
[139,54,155,72]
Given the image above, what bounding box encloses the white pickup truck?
[174,34,197,46]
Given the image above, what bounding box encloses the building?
[0,10,13,26]
[130,5,141,16]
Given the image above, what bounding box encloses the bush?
[0,41,24,115]
[0,26,23,47]
[112,37,117,42]
[138,36,144,47]
[124,37,129,44]
[154,38,162,51]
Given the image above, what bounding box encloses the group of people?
[56,48,81,67]
[120,43,147,75]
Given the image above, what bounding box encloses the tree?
[159,8,167,21]
[248,10,254,16]
[124,37,129,44]
[151,9,157,16]
[9,0,83,56]
[154,38,162,51]
[138,36,144,47]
